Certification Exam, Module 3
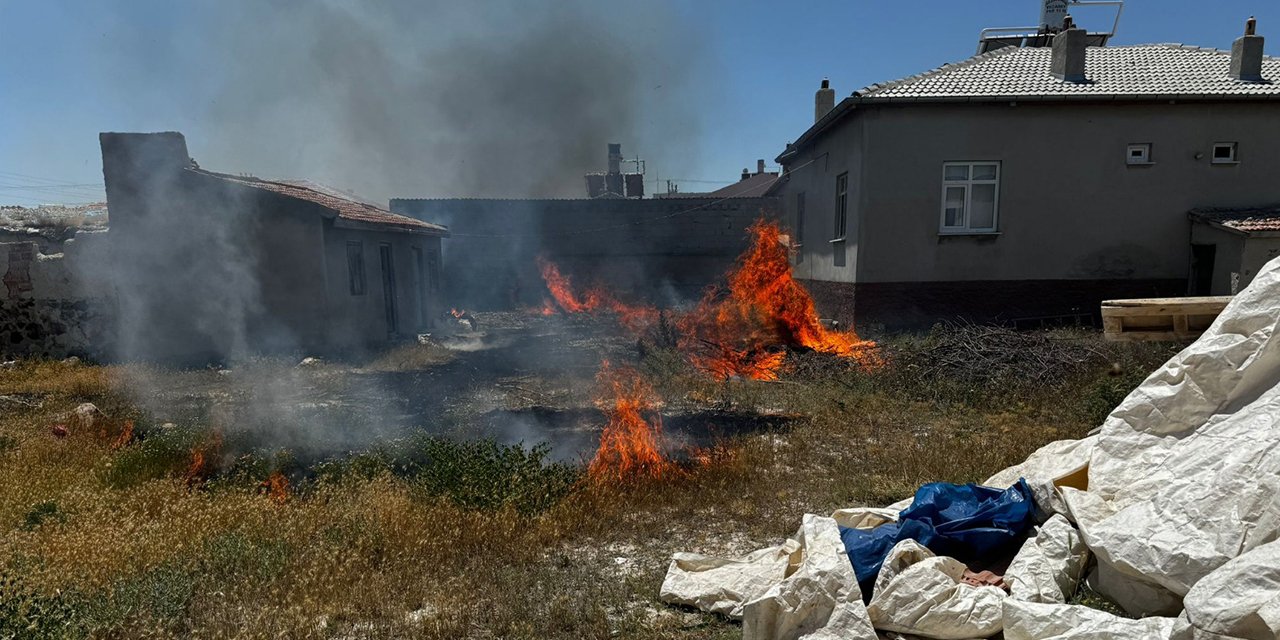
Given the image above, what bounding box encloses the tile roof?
[1191,207,1280,234]
[780,43,1280,162]
[704,173,779,198]
[858,44,1280,101]
[194,170,447,235]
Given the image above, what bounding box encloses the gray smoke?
[188,0,705,201]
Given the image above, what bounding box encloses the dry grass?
[0,332,1176,638]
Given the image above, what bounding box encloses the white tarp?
[660,257,1280,639]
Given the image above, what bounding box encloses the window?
[1212,142,1238,164]
[346,241,365,295]
[833,173,848,239]
[1127,143,1152,165]
[795,192,805,264]
[940,162,999,233]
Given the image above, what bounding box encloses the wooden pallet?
[1101,296,1232,342]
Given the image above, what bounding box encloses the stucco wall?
[1190,223,1245,295]
[777,101,1280,287]
[322,224,442,351]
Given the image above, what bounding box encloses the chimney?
[757,159,766,174]
[100,132,193,228]
[607,143,622,174]
[741,168,750,181]
[1231,17,1265,82]
[815,78,835,123]
[1050,16,1088,83]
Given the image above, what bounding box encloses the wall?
[0,231,113,359]
[390,197,779,310]
[322,223,443,352]
[775,113,863,284]
[775,100,1280,327]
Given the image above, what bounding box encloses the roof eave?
[333,217,449,237]
[776,97,858,164]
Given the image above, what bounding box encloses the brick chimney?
[815,78,835,123]
[1231,17,1265,82]
[741,168,750,181]
[1050,15,1088,83]
[756,159,766,174]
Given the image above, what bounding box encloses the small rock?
[0,360,17,370]
[68,402,104,431]
[298,357,323,367]
[61,356,81,366]
[50,424,68,438]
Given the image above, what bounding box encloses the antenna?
[976,0,1124,54]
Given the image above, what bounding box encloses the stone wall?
[0,231,114,360]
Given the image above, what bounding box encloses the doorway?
[380,244,398,335]
[1189,244,1216,296]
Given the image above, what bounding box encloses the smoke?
[184,0,706,201]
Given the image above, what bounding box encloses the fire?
[537,218,879,381]
[588,361,671,481]
[450,308,466,318]
[678,218,880,379]
[110,420,135,450]
[538,299,557,316]
[184,431,224,488]
[260,472,290,504]
[536,257,658,332]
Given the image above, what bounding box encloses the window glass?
[970,184,996,229]
[972,164,998,181]
[944,186,966,227]
[944,165,969,181]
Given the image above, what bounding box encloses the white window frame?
[939,161,1000,234]
[1126,143,1152,165]
[1212,142,1238,164]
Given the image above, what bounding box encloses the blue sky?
[1,1,1277,205]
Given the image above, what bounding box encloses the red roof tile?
[1191,207,1280,234]
[193,170,447,235]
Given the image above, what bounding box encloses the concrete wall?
[779,114,863,284]
[322,223,442,351]
[391,197,779,310]
[775,100,1280,326]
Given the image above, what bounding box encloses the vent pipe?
[815,78,835,123]
[1231,16,1265,82]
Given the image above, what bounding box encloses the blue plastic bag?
[839,479,1035,600]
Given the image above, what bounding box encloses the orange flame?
[588,361,671,481]
[677,218,880,379]
[260,472,290,504]
[537,219,879,381]
[110,420,135,450]
[184,431,224,488]
[536,257,658,332]
[450,308,466,318]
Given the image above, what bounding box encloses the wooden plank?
[1105,330,1180,342]
[1101,296,1232,307]
[1173,314,1190,337]
[1101,301,1231,318]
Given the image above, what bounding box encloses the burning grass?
[537,219,879,381]
[0,327,1178,638]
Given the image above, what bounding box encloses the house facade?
[775,23,1280,330]
[100,132,447,363]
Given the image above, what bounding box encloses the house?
[1190,207,1280,295]
[774,19,1280,330]
[100,132,447,363]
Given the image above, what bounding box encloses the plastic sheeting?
[660,256,1280,639]
[840,480,1036,599]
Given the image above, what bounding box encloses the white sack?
[1003,599,1182,640]
[866,540,1006,639]
[1064,258,1280,614]
[660,540,800,618]
[1173,538,1280,640]
[741,514,876,640]
[983,437,1095,520]
[1005,514,1090,604]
